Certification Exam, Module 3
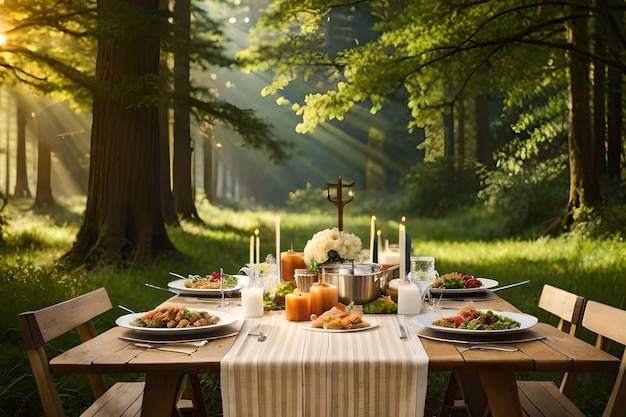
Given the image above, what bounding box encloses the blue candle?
[405,232,412,276]
[373,230,379,263]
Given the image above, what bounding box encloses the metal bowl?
[320,262,386,305]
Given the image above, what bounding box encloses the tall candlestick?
[275,215,281,281]
[373,229,381,264]
[254,228,260,264]
[249,235,254,265]
[405,231,412,277]
[369,215,376,262]
[399,216,406,281]
[326,176,355,231]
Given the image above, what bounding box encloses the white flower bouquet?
[303,228,362,270]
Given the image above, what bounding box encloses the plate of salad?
[116,306,239,335]
[429,273,498,295]
[412,306,537,334]
[167,272,241,295]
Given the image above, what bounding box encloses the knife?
[491,280,531,292]
[145,283,180,294]
[399,323,408,339]
[397,316,408,339]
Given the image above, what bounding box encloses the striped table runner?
[221,312,428,417]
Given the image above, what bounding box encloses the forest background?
[0,0,625,416]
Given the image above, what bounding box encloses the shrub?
[402,158,481,217]
[478,153,569,237]
[286,183,333,213]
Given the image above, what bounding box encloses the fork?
[462,345,519,352]
[247,332,267,342]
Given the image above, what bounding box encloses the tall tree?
[171,0,199,221]
[34,104,55,207]
[64,0,172,267]
[2,0,292,266]
[564,1,600,226]
[14,92,32,198]
[605,0,623,180]
[592,14,607,176]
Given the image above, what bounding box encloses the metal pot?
[320,262,386,305]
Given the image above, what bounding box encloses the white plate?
[411,309,537,334]
[429,277,499,295]
[303,321,379,333]
[115,309,239,335]
[167,279,242,295]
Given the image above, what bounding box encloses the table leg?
[141,374,184,417]
[454,371,488,417]
[478,368,522,417]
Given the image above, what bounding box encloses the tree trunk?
[171,0,200,221]
[605,0,623,180]
[64,0,174,268]
[158,0,178,226]
[475,93,491,166]
[34,106,54,207]
[606,65,622,179]
[456,98,466,193]
[160,103,178,226]
[592,18,607,176]
[203,126,214,202]
[457,99,465,168]
[565,4,601,220]
[365,127,385,191]
[443,106,454,161]
[14,93,32,198]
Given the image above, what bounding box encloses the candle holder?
[326,176,355,231]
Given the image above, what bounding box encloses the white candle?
[399,216,406,281]
[254,228,260,263]
[241,287,264,317]
[249,235,254,265]
[397,282,421,314]
[275,215,281,281]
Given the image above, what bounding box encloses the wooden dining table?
[48,293,621,417]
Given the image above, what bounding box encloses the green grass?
[1,199,625,416]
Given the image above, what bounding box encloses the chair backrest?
[17,288,113,417]
[538,284,585,335]
[581,300,626,417]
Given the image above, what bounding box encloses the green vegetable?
[264,280,298,310]
[363,296,398,314]
[442,278,465,289]
[275,280,297,298]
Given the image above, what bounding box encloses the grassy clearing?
[1,199,624,416]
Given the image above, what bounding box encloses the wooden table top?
[419,298,619,374]
[50,294,619,377]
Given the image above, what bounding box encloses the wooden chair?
[536,284,585,337]
[439,284,585,417]
[518,300,626,417]
[18,287,205,417]
[533,284,586,396]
